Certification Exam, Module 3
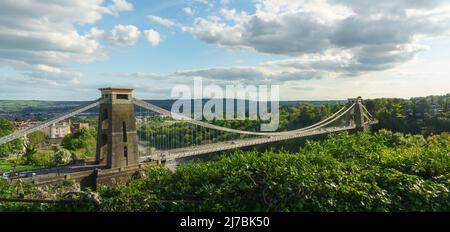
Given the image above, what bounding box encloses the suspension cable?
[133,98,354,137]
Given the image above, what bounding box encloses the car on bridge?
[19,171,37,178]
[1,171,37,180]
[0,172,10,180]
[0,171,20,180]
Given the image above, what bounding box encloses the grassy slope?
[0,160,35,173]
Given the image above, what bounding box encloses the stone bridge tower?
[346,96,367,131]
[96,87,139,168]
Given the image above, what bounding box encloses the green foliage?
[95,131,450,212]
[22,131,46,164]
[52,149,73,166]
[0,180,96,212]
[22,148,36,165]
[26,131,45,150]
[8,149,73,170]
[1,150,56,172]
[61,129,96,159]
[278,103,344,131]
[367,94,450,135]
[27,150,54,167]
[0,131,449,212]
[0,100,64,113]
[0,159,35,173]
[0,118,22,158]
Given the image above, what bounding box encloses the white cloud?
[220,8,249,22]
[144,29,162,46]
[0,0,133,79]
[107,0,134,15]
[220,0,232,5]
[193,0,214,8]
[116,0,450,94]
[174,67,325,84]
[183,7,196,16]
[124,72,166,79]
[88,24,145,47]
[111,24,141,46]
[184,0,450,79]
[148,15,178,27]
[87,27,108,40]
[121,62,328,87]
[34,64,64,74]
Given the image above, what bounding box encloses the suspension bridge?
[0,87,377,187]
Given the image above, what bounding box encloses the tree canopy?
[61,128,96,151]
[0,118,22,158]
[1,130,448,212]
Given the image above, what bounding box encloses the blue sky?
[0,0,449,100]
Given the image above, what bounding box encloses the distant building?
[14,119,39,130]
[135,116,145,125]
[71,122,90,132]
[430,104,440,116]
[43,121,71,139]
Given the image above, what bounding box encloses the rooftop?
[99,87,134,94]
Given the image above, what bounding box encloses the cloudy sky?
[0,0,449,100]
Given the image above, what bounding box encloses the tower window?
[122,121,127,142]
[102,108,108,119]
[124,146,128,158]
[124,146,129,166]
[116,94,129,100]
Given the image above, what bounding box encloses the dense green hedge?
[1,131,449,212]
[98,130,450,212]
[366,95,450,135]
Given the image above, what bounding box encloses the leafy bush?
[24,150,54,167]
[366,95,450,135]
[61,129,96,160]
[1,131,449,212]
[97,131,450,212]
[52,149,73,166]
[61,129,96,151]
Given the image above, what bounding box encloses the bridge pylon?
[95,87,139,168]
[346,96,368,131]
